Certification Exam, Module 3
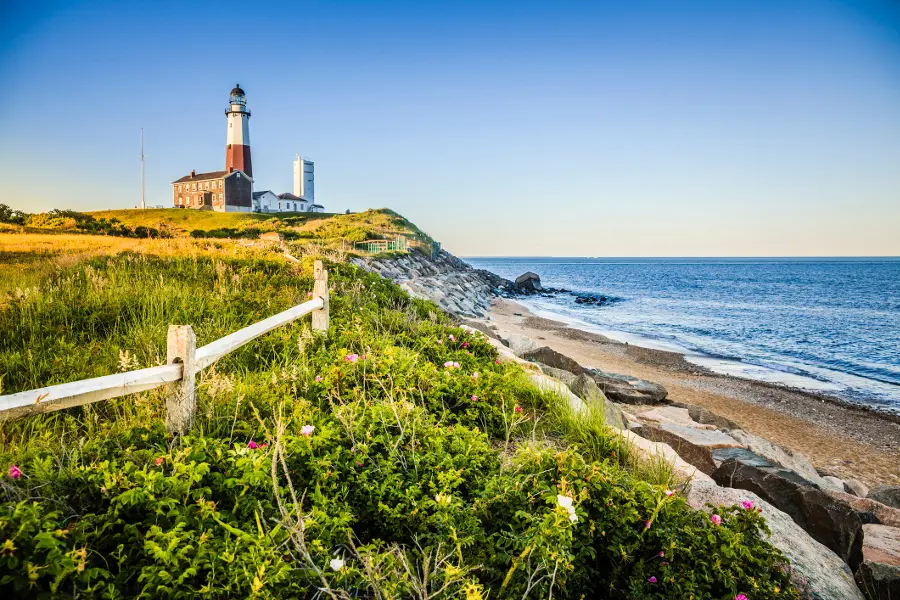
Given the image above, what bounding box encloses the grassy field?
[0,215,796,599]
[86,208,333,233]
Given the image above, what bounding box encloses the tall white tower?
[292,155,314,201]
[225,84,252,177]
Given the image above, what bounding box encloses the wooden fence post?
[312,260,329,334]
[166,325,196,436]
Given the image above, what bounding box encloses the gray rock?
[536,365,578,386]
[503,333,541,356]
[514,271,542,292]
[856,561,900,600]
[824,490,900,528]
[711,447,776,469]
[822,476,849,494]
[521,346,586,375]
[569,373,627,430]
[862,524,900,567]
[712,459,864,569]
[728,429,829,489]
[587,368,668,404]
[869,486,900,510]
[685,480,864,600]
[844,479,869,499]
[634,423,742,475]
[686,405,741,430]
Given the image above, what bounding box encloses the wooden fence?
[0,261,330,435]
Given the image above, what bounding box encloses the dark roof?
[172,171,226,184]
[230,84,245,96]
[277,193,304,200]
[312,204,324,208]
[252,190,275,199]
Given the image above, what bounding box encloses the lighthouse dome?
[230,84,245,97]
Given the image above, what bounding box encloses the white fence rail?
[0,261,330,434]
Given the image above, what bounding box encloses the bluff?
[351,249,515,318]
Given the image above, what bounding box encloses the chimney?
[229,167,234,173]
[191,169,196,177]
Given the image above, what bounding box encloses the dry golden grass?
[0,232,286,298]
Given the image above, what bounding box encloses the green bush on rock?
[0,253,797,598]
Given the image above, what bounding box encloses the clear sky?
[1,0,899,257]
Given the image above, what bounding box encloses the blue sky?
[1,0,899,256]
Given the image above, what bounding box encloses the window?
[192,184,197,191]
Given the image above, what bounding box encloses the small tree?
[0,203,27,225]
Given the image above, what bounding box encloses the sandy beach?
[484,298,900,487]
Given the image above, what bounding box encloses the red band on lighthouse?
[226,144,252,177]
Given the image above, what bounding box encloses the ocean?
[464,257,900,413]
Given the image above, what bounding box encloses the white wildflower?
[330,557,345,571]
[557,494,578,523]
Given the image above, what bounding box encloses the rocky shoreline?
[353,246,900,599]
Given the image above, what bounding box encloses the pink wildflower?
[8,465,22,480]
[437,339,443,344]
[662,561,669,566]
[647,576,657,583]
[307,291,313,297]
[471,395,478,402]
[515,405,522,413]
[741,500,754,511]
[345,353,359,363]
[453,361,460,368]
[247,440,258,449]
[472,372,479,379]
[735,595,748,600]
[710,514,722,526]
[444,361,454,368]
[664,489,675,497]
[495,359,501,365]
[154,457,164,466]
[462,341,469,348]
[645,520,652,530]
[449,334,455,341]
[658,551,665,558]
[315,375,323,382]
[300,425,315,437]
[260,443,268,449]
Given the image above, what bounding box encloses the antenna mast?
[140,128,146,209]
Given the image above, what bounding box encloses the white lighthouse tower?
[225,84,252,177]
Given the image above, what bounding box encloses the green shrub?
[0,253,798,599]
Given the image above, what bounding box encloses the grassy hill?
[0,212,795,598]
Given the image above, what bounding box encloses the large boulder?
[569,373,627,430]
[514,271,542,292]
[727,429,829,490]
[825,490,900,528]
[588,368,668,404]
[856,562,900,600]
[537,364,578,386]
[686,480,864,600]
[636,406,718,430]
[522,346,586,375]
[634,423,743,475]
[869,486,900,510]
[857,524,900,600]
[712,459,864,569]
[845,479,870,499]
[502,333,541,357]
[863,524,900,566]
[519,347,668,404]
[686,404,740,431]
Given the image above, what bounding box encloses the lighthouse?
[225,84,252,177]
